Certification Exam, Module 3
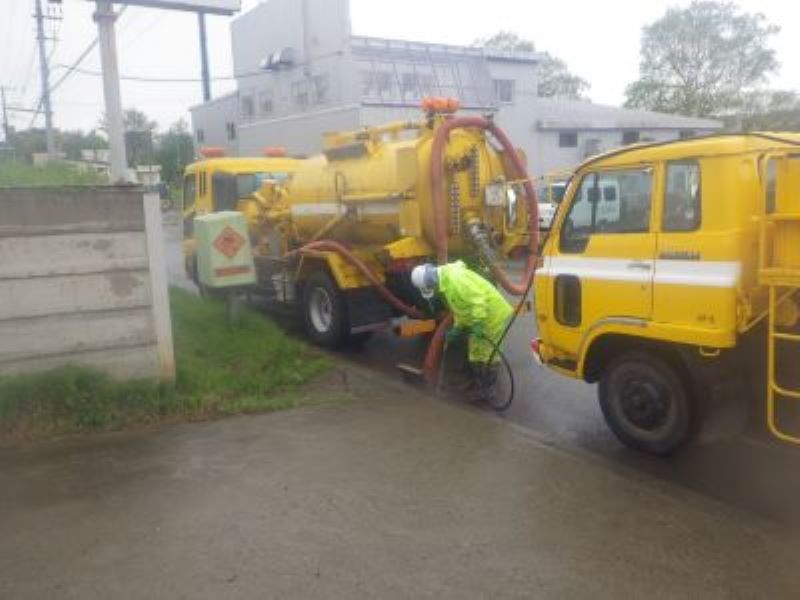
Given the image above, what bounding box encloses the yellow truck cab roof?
[576,132,800,171]
[185,156,300,175]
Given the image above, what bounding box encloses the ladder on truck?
[759,152,800,444]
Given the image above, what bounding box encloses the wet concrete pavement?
[2,367,799,598]
[162,220,800,528]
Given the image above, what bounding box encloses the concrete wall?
[191,92,240,156]
[231,0,351,78]
[232,0,357,121]
[0,186,174,380]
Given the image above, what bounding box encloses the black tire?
[598,350,694,456]
[302,271,347,348]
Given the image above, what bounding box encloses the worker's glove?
[445,326,466,343]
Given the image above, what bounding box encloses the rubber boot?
[466,363,498,404]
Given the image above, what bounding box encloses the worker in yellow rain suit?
[411,260,513,399]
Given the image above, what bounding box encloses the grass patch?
[0,288,332,442]
[0,160,107,186]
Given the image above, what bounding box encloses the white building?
[191,0,721,177]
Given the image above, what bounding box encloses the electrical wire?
[52,63,268,83]
[28,5,129,127]
[50,49,346,85]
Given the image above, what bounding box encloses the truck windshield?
[236,172,290,198]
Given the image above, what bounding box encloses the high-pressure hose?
[429,115,540,294]
[286,240,425,320]
[287,116,539,388]
[423,116,540,383]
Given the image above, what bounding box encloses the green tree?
[476,31,589,100]
[624,1,779,117]
[59,130,107,161]
[155,119,194,184]
[123,108,157,133]
[734,90,800,131]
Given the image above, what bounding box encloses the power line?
[52,63,268,83]
[28,5,129,128]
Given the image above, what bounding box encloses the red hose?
[288,240,425,320]
[430,116,540,296]
[422,313,453,384]
[290,116,538,383]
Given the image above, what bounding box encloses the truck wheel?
[598,351,694,456]
[302,271,347,348]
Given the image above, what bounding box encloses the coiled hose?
[423,116,540,383]
[288,117,539,388]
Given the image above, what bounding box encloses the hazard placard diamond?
[213,225,245,259]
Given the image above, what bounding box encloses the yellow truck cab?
[533,133,800,454]
[182,150,300,283]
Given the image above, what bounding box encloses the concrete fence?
[0,186,175,380]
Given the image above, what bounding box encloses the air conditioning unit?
[260,48,295,71]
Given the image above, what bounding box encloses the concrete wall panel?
[0,187,174,380]
[0,308,155,363]
[0,346,160,379]
[0,271,152,321]
[0,232,148,279]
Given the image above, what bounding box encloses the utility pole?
[1,87,11,145]
[94,1,128,181]
[34,0,56,158]
[197,11,211,102]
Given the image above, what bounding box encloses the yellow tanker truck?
[185,100,538,378]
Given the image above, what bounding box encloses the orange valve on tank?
[199,146,225,158]
[421,96,461,114]
[446,97,461,113]
[263,146,288,157]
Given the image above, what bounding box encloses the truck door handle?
[627,261,652,271]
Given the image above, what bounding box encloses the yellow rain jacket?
[438,261,513,363]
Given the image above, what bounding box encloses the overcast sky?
[1,0,799,134]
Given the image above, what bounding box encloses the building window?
[376,71,394,96]
[292,80,310,110]
[622,130,640,145]
[678,130,696,140]
[664,161,701,232]
[226,122,236,141]
[195,129,205,143]
[494,79,515,104]
[240,94,255,120]
[312,74,330,105]
[559,131,578,148]
[258,90,273,115]
[401,72,419,99]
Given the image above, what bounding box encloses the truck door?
[543,166,656,362]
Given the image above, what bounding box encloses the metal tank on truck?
[189,98,539,381]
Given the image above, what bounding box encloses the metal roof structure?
[350,35,541,110]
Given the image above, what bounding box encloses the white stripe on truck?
[539,256,740,288]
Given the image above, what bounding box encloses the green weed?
[0,288,331,441]
[0,160,107,186]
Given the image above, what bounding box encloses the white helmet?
[410,263,439,299]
